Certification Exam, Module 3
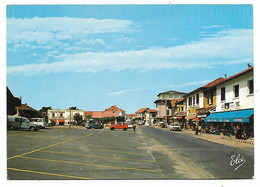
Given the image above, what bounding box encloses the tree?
[39,106,52,122]
[18,109,41,119]
[74,113,83,126]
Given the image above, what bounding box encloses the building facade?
[205,67,254,139]
[154,90,186,125]
[47,109,84,125]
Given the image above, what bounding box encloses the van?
[7,115,38,131]
[29,118,47,129]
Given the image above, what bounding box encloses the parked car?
[127,123,133,128]
[29,118,47,129]
[7,115,39,131]
[85,119,104,129]
[169,123,182,131]
[110,122,128,130]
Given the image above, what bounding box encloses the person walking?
[133,123,137,131]
[195,123,199,135]
[198,125,202,135]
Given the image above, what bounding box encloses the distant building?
[154,90,186,125]
[47,109,84,125]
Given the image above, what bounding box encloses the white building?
[215,67,254,112]
[205,66,254,139]
[47,109,84,125]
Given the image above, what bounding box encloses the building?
[135,108,156,126]
[47,109,84,125]
[84,105,126,125]
[154,90,186,125]
[135,108,149,124]
[7,87,21,115]
[184,77,226,129]
[205,66,254,139]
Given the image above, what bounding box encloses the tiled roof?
[157,90,187,97]
[135,108,149,114]
[91,111,121,118]
[221,67,253,84]
[104,105,125,112]
[170,98,184,108]
[147,109,156,113]
[202,77,226,88]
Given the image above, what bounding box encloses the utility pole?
[69,109,72,128]
[165,99,167,128]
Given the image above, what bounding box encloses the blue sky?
[6,5,253,114]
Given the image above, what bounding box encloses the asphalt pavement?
[7,125,254,180]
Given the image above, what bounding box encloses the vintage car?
[110,122,128,130]
[7,115,39,131]
[169,123,182,131]
[85,119,104,129]
[29,118,47,129]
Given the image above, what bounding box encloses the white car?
[169,123,182,131]
[29,118,47,129]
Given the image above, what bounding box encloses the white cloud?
[7,17,134,44]
[202,25,229,29]
[7,29,253,76]
[107,87,152,96]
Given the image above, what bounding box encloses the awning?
[54,119,65,122]
[204,109,254,123]
[185,115,196,120]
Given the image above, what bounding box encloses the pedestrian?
[195,123,199,135]
[133,123,136,131]
[198,125,202,135]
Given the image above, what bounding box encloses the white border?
[1,1,259,187]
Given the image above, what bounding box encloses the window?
[221,87,225,101]
[196,94,199,104]
[60,113,63,117]
[52,113,55,117]
[248,79,254,94]
[189,97,192,106]
[193,95,195,105]
[207,92,213,105]
[233,84,239,98]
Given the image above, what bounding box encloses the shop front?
[204,109,254,139]
[185,115,196,129]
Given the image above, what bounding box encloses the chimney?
[224,74,227,79]
[247,63,252,68]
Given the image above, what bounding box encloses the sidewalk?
[150,126,254,151]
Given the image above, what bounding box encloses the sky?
[6,4,253,114]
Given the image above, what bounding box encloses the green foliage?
[18,109,41,119]
[74,113,83,125]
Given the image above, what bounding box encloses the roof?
[184,77,226,97]
[147,109,157,113]
[91,111,121,118]
[219,67,253,86]
[104,105,125,112]
[135,108,149,114]
[170,98,184,108]
[15,103,36,111]
[157,90,187,97]
[84,111,93,116]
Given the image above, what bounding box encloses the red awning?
[54,119,65,122]
[192,117,200,121]
[185,115,196,119]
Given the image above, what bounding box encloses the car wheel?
[29,126,35,131]
[123,128,127,131]
[89,126,93,129]
[111,127,115,130]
